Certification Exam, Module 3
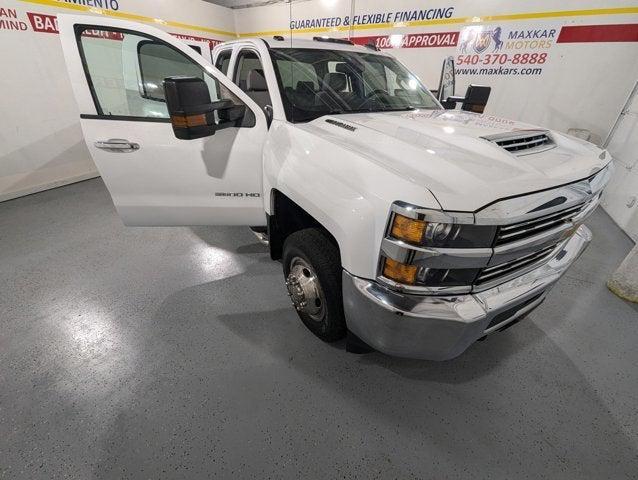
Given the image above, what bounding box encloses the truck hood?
[302,110,609,211]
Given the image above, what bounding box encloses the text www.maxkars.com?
[455,66,544,76]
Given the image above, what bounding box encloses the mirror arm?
[214,100,246,130]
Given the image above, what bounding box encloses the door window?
[215,49,232,75]
[234,50,263,91]
[77,27,245,120]
[232,49,272,116]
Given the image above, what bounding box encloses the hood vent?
[484,130,555,156]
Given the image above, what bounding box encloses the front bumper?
[342,225,592,360]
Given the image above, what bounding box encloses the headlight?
[380,203,497,290]
[382,257,418,284]
[390,214,427,244]
[388,213,496,248]
[382,257,480,287]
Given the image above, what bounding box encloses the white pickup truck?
[58,15,612,360]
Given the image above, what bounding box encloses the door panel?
[58,15,268,226]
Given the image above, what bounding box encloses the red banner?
[26,12,220,47]
[352,31,459,49]
[171,32,222,48]
[557,24,638,43]
[26,12,58,34]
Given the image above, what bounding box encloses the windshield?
[270,48,440,123]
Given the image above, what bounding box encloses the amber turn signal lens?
[390,214,427,244]
[171,113,207,128]
[383,258,418,285]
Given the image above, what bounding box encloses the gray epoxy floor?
[1,178,637,479]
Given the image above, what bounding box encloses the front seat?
[322,72,348,93]
[317,72,353,110]
[245,69,272,118]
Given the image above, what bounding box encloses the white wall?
[0,0,235,201]
[601,82,638,240]
[1,0,637,233]
[236,0,638,140]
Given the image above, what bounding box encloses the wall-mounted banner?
[352,31,458,49]
[59,0,120,11]
[171,32,222,48]
[289,7,455,30]
[4,8,223,48]
[455,24,558,76]
[26,11,58,32]
[0,6,28,30]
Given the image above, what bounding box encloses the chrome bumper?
[342,225,592,361]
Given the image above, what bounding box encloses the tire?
[282,228,347,342]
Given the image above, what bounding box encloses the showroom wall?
[235,0,638,140]
[235,0,638,239]
[0,0,235,201]
[1,0,637,235]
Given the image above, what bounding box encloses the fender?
[262,120,442,279]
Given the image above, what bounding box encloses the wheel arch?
[268,189,340,262]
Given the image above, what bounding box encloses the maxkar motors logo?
[459,27,504,53]
[456,24,558,76]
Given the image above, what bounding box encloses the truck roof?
[220,36,388,55]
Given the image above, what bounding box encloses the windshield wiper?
[341,106,417,114]
[382,106,416,112]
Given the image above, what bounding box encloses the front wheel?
[282,228,347,342]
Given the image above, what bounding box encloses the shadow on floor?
[112,256,638,478]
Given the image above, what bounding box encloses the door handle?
[94,139,140,152]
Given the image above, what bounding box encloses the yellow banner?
[19,0,638,39]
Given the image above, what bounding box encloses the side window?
[233,49,272,116]
[215,49,232,75]
[137,40,203,102]
[233,50,264,90]
[77,27,245,120]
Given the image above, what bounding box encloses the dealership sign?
[352,31,458,49]
[455,25,558,76]
[0,7,27,30]
[27,11,57,33]
[59,0,120,10]
[0,6,222,48]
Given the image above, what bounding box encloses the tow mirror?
[436,56,456,107]
[460,85,491,114]
[164,76,216,140]
[441,84,492,113]
[164,76,245,140]
[433,56,492,112]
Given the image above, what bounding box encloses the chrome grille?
[475,244,557,286]
[380,165,610,296]
[494,202,586,246]
[475,200,596,288]
[484,130,554,155]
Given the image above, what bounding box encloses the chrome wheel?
[285,256,326,321]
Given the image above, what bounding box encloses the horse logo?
[492,26,503,51]
[459,26,505,54]
[473,30,492,54]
